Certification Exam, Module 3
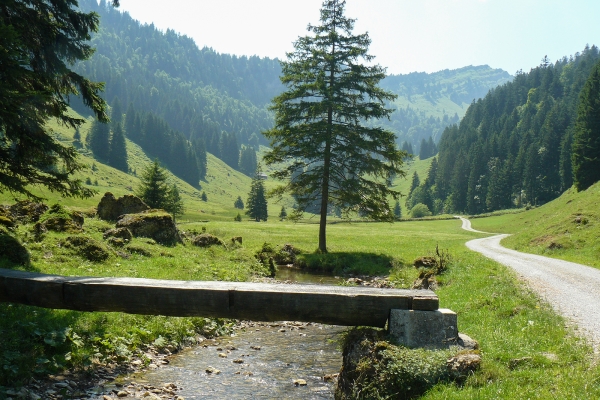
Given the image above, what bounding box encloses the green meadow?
[1,117,600,397]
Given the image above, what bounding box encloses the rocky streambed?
[93,321,343,399]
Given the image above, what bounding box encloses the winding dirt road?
[458,217,600,352]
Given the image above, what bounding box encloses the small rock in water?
[250,345,261,350]
[218,353,228,358]
[233,358,244,364]
[322,373,339,382]
[206,366,221,374]
[278,328,286,333]
[293,379,307,386]
[117,390,129,397]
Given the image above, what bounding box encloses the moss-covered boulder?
[97,192,150,221]
[35,204,84,233]
[0,228,30,265]
[116,210,182,245]
[103,227,133,241]
[7,200,48,223]
[191,233,224,247]
[63,236,111,262]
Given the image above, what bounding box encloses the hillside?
[469,181,600,268]
[433,45,600,215]
[0,113,293,223]
[379,65,512,149]
[72,0,512,161]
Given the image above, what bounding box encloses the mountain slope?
[379,65,512,149]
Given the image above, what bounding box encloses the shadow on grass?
[297,251,408,276]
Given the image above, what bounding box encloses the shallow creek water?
[96,269,346,399]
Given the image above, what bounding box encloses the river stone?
[293,379,307,386]
[116,210,183,245]
[97,192,150,221]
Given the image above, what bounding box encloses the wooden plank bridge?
[0,268,438,327]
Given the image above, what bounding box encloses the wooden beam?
[0,269,438,327]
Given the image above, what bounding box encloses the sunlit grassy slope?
[1,114,295,222]
[468,182,600,268]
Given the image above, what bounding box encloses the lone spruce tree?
[136,160,169,209]
[572,60,600,191]
[264,0,406,252]
[246,166,268,222]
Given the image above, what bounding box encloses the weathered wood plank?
[0,269,438,327]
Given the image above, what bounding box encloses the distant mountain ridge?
[74,0,512,166]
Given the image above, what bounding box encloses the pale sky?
[114,0,600,75]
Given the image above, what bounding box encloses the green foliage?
[246,167,268,222]
[264,0,406,251]
[410,203,432,218]
[108,123,128,172]
[234,195,244,210]
[436,45,600,214]
[278,206,287,220]
[337,330,454,400]
[125,108,204,185]
[0,0,108,200]
[165,184,184,221]
[234,212,242,222]
[393,200,402,219]
[136,160,169,209]
[238,145,258,176]
[572,60,600,191]
[86,119,111,162]
[201,191,208,202]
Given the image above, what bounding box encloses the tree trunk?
[319,138,331,253]
[319,43,336,253]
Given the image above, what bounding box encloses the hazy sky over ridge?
[113,0,600,75]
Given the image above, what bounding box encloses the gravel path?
[459,217,600,352]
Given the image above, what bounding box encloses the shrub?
[410,203,432,218]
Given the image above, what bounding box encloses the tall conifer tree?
[264,0,405,252]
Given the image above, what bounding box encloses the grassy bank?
[467,182,600,269]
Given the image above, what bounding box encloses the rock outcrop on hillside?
[97,192,150,221]
[116,210,182,245]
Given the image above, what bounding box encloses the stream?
[93,268,346,399]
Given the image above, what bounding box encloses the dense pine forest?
[423,45,600,214]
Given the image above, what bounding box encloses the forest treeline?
[414,45,600,215]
